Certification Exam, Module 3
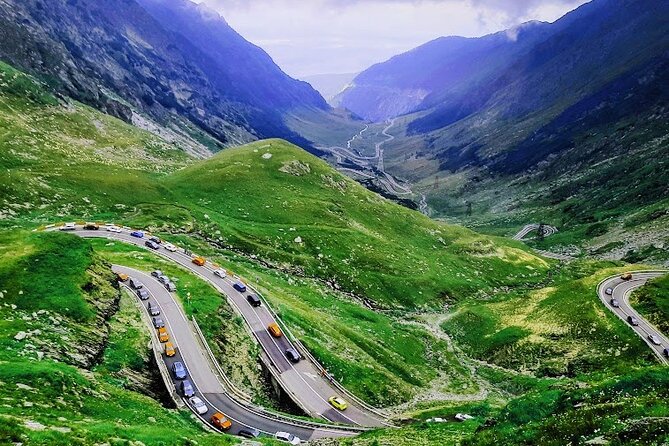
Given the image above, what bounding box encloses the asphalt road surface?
[64,225,388,429]
[598,271,669,365]
[116,266,358,441]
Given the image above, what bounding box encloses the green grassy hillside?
[2,60,667,445]
[164,140,548,309]
[0,231,234,446]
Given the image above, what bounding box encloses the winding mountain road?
[116,265,357,440]
[48,224,391,439]
[597,271,669,364]
[320,119,413,197]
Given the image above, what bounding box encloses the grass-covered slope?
[629,274,669,334]
[165,140,548,308]
[0,231,232,446]
[442,261,657,377]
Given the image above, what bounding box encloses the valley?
[0,0,668,444]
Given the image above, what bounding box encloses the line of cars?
[90,224,352,440]
[604,272,669,357]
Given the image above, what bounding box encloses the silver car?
[189,396,208,415]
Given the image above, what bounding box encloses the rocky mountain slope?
[0,0,327,153]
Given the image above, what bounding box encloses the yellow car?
[621,272,633,281]
[164,342,176,357]
[158,327,169,343]
[328,396,348,411]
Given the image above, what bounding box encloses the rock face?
[0,0,327,150]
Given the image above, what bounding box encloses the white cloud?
[196,0,590,77]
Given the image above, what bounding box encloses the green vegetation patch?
[629,274,669,334]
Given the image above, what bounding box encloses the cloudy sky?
[197,0,590,78]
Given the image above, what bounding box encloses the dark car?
[152,317,165,328]
[180,380,195,397]
[130,231,144,238]
[172,361,187,380]
[233,281,247,293]
[149,236,162,244]
[145,240,160,250]
[147,302,160,316]
[83,223,99,230]
[285,348,301,363]
[238,427,260,439]
[605,287,613,296]
[627,315,639,326]
[151,270,163,278]
[610,298,620,308]
[664,348,669,357]
[246,294,261,307]
[137,288,149,300]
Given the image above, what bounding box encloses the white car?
[164,243,177,252]
[189,396,208,415]
[455,413,474,422]
[106,225,122,233]
[275,432,301,445]
[213,269,227,279]
[59,222,76,231]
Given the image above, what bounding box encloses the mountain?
[0,0,327,152]
[334,0,669,260]
[303,72,357,103]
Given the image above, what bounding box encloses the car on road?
[149,236,161,244]
[192,256,206,266]
[274,431,301,445]
[164,243,177,252]
[158,327,169,343]
[268,323,282,338]
[648,334,662,346]
[189,396,208,415]
[137,289,149,300]
[621,272,633,281]
[180,380,195,397]
[106,225,122,233]
[116,273,129,282]
[157,275,170,284]
[151,270,163,278]
[165,282,177,292]
[164,342,176,357]
[83,223,99,230]
[610,298,620,308]
[146,300,158,311]
[627,315,639,326]
[605,287,613,295]
[129,278,144,289]
[285,348,301,363]
[145,240,160,250]
[147,303,160,316]
[213,269,226,279]
[152,317,164,329]
[233,281,247,293]
[328,396,348,411]
[130,231,144,238]
[172,361,187,380]
[664,348,669,357]
[60,222,76,231]
[210,412,232,431]
[238,427,260,439]
[246,293,261,307]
